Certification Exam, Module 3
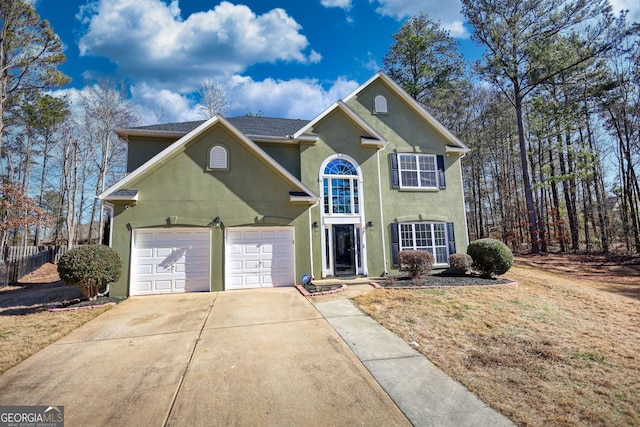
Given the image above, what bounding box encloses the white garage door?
[225,227,295,290]
[132,228,211,295]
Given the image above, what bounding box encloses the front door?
[333,225,355,276]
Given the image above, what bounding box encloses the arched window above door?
[322,157,360,215]
[324,158,357,176]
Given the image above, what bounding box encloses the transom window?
[400,222,448,264]
[323,159,359,215]
[399,154,437,188]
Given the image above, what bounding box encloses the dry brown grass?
[0,264,111,375]
[353,255,640,427]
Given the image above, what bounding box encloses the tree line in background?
[386,0,639,254]
[1,0,639,255]
[0,0,139,248]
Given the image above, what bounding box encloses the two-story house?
[99,71,469,296]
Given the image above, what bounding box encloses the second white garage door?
[225,227,295,290]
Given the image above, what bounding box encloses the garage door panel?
[135,265,153,275]
[131,228,211,296]
[154,280,172,291]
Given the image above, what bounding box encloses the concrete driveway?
[0,288,409,426]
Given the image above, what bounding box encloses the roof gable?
[343,71,469,153]
[293,100,387,148]
[100,115,318,203]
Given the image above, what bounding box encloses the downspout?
[97,201,115,297]
[457,153,470,247]
[376,148,388,275]
[308,200,319,279]
[103,201,115,247]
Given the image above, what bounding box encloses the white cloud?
[89,76,362,125]
[370,0,469,38]
[321,0,352,10]
[609,0,640,21]
[77,0,319,90]
[226,75,359,119]
[130,83,200,124]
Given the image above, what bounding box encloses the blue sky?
[34,0,639,125]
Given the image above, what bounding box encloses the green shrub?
[466,238,514,278]
[58,245,122,300]
[448,253,473,275]
[398,250,434,278]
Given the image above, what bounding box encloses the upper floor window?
[374,95,388,114]
[400,153,437,188]
[208,145,228,170]
[390,153,446,190]
[322,158,360,215]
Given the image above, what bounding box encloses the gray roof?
[131,116,310,139]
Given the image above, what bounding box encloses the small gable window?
[374,95,388,114]
[208,145,228,170]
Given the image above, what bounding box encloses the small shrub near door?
[398,250,435,278]
[57,245,122,300]
[448,253,473,275]
[466,238,514,278]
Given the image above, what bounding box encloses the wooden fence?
[0,245,70,287]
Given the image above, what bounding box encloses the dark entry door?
[333,225,355,276]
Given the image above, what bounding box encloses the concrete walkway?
[313,297,514,427]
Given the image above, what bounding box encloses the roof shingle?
[131,116,309,139]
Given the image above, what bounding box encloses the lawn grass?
[353,260,640,426]
[0,264,112,375]
[0,306,111,374]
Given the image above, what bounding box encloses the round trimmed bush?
[58,245,122,300]
[448,253,473,275]
[466,238,513,278]
[398,249,435,278]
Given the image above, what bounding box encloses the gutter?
[376,148,388,275]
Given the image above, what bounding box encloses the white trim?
[319,154,366,277]
[308,201,319,279]
[114,128,187,141]
[343,71,470,152]
[100,115,319,204]
[376,149,388,275]
[446,145,468,154]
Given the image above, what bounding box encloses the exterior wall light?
[212,216,222,229]
[312,221,319,232]
[366,221,374,230]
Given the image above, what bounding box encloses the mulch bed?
[296,283,348,296]
[48,296,126,312]
[374,271,517,289]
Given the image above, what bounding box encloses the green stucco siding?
[109,124,310,296]
[297,80,469,278]
[126,137,176,172]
